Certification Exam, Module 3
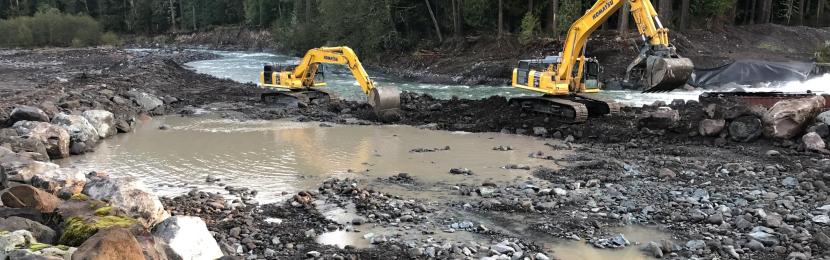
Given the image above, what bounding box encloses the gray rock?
[0,230,36,259]
[83,174,169,227]
[699,119,726,136]
[787,252,809,260]
[532,127,548,136]
[640,241,663,258]
[306,251,321,257]
[730,115,763,142]
[9,106,49,124]
[152,216,223,260]
[127,91,164,112]
[0,217,55,244]
[748,228,779,246]
[535,253,550,260]
[817,110,830,125]
[807,122,830,137]
[813,214,829,224]
[763,96,825,139]
[491,241,515,254]
[82,110,116,139]
[686,240,705,251]
[814,231,830,248]
[746,239,764,251]
[51,113,99,154]
[12,121,70,159]
[802,132,826,151]
[781,177,798,188]
[708,213,724,225]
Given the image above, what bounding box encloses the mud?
[1,47,829,260]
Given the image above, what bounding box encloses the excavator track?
[260,89,335,108]
[572,94,622,116]
[510,96,590,123]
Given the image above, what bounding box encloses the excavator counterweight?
[258,46,401,121]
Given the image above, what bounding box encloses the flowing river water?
[58,49,828,259]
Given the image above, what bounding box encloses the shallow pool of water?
[548,226,673,260]
[59,116,559,203]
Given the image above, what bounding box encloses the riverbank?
[0,47,829,259]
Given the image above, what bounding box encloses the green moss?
[70,193,89,201]
[94,206,113,216]
[55,245,70,251]
[29,243,50,251]
[58,216,138,246]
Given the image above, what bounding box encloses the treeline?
[0,0,828,51]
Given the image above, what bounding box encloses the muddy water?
[60,116,558,203]
[548,226,671,260]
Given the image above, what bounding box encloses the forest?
[0,0,828,51]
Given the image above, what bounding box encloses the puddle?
[58,116,563,203]
[548,226,672,260]
[316,230,373,249]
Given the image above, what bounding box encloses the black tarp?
[689,60,815,88]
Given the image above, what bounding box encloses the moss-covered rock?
[58,215,138,246]
[69,193,89,201]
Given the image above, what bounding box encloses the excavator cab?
[582,58,601,91]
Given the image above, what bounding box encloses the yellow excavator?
[259,46,401,121]
[512,0,694,123]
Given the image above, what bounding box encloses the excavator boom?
[259,46,400,121]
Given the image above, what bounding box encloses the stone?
[126,91,164,112]
[813,215,829,224]
[807,122,830,137]
[802,132,826,151]
[491,241,515,254]
[82,110,116,139]
[638,109,680,130]
[133,233,170,260]
[1,185,60,213]
[0,216,55,244]
[814,231,830,248]
[50,113,99,154]
[152,216,223,260]
[746,239,764,251]
[30,168,86,197]
[686,240,705,251]
[640,241,663,258]
[748,228,779,246]
[0,151,60,184]
[658,168,676,179]
[0,135,48,161]
[82,175,169,228]
[699,119,726,137]
[73,227,144,260]
[12,121,70,159]
[532,127,548,136]
[817,110,830,125]
[9,106,49,124]
[787,252,809,260]
[115,119,134,133]
[766,150,781,157]
[0,230,36,259]
[535,253,551,260]
[781,177,798,188]
[729,115,764,142]
[763,96,825,139]
[708,213,725,225]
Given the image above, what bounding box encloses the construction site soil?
[1,44,829,259]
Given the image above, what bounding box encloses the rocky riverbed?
[0,47,829,260]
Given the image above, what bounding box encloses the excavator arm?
[260,46,400,121]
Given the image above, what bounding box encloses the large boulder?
[56,198,139,247]
[1,185,61,213]
[763,96,826,139]
[126,91,163,113]
[72,227,144,260]
[82,174,169,228]
[816,110,830,125]
[0,131,49,162]
[0,230,36,259]
[638,108,680,130]
[0,216,57,244]
[12,121,71,159]
[729,115,764,142]
[50,113,99,155]
[30,168,86,198]
[9,106,49,124]
[81,110,116,139]
[152,216,224,260]
[1,149,61,184]
[132,231,170,260]
[699,119,726,137]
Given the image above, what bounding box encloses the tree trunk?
[528,0,533,12]
[424,0,443,41]
[818,0,825,25]
[658,0,672,26]
[452,0,463,37]
[549,0,558,34]
[498,0,504,38]
[168,0,177,31]
[797,0,805,25]
[192,2,196,30]
[747,0,756,24]
[680,0,690,29]
[618,2,630,34]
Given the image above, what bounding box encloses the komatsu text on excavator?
[512,0,694,123]
[259,46,401,121]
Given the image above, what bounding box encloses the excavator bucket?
[368,86,401,122]
[643,56,694,93]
